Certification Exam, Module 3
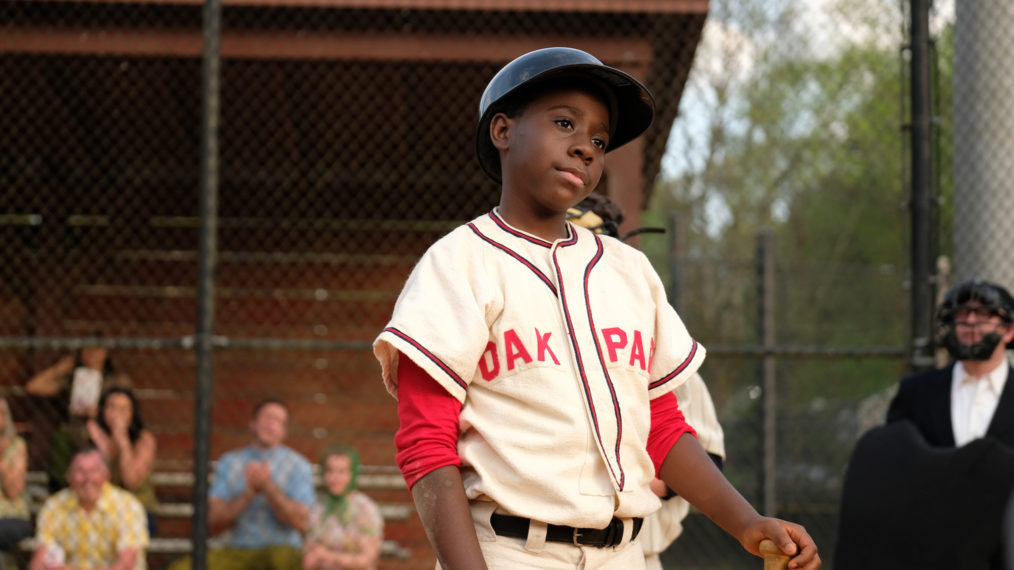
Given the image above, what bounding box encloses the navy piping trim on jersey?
[383,326,468,392]
[649,340,700,390]
[582,235,626,490]
[487,210,553,248]
[557,227,580,248]
[553,234,624,490]
[488,209,581,249]
[467,222,558,295]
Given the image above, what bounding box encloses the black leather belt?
[490,513,643,548]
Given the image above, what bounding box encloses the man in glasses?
[836,280,1014,570]
[887,279,1014,448]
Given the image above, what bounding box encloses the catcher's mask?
[475,47,655,184]
[937,279,1014,360]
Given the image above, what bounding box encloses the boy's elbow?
[411,465,459,491]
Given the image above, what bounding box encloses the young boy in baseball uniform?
[374,47,821,569]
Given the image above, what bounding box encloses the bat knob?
[760,538,790,570]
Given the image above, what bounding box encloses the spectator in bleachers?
[167,398,315,570]
[25,343,132,492]
[87,387,160,537]
[28,445,148,570]
[0,397,32,551]
[302,444,383,570]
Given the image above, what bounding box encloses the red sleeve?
[646,391,698,477]
[393,352,463,489]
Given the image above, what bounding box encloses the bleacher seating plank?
[23,464,417,565]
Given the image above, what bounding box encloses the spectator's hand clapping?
[245,461,271,492]
[54,355,76,376]
[302,543,327,569]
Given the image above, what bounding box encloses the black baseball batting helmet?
[937,279,1014,359]
[475,47,655,183]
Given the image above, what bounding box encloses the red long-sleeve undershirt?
[393,353,463,488]
[393,352,696,489]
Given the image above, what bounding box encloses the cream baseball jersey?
[374,209,706,528]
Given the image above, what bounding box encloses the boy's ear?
[490,112,512,151]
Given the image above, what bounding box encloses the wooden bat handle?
[760,538,790,570]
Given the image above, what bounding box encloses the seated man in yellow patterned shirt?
[29,445,149,570]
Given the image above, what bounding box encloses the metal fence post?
[193,0,222,565]
[757,229,777,517]
[907,0,937,373]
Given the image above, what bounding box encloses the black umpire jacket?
[835,363,1014,570]
[887,363,1014,447]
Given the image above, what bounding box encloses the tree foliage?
[645,5,957,561]
[645,0,946,356]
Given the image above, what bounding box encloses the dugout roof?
[4,1,706,228]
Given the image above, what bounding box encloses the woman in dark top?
[25,344,131,491]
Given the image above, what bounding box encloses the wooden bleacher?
[17,464,416,568]
[3,213,445,569]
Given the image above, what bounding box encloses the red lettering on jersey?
[648,338,656,372]
[601,327,627,362]
[629,330,647,370]
[479,341,500,381]
[503,329,533,371]
[535,328,560,365]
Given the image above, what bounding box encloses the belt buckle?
[572,527,584,545]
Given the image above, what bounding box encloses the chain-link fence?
[3,0,1010,568]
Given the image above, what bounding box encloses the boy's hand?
[739,517,821,569]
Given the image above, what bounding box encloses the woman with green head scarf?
[302,445,384,569]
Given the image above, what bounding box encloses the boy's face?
[493,88,611,221]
